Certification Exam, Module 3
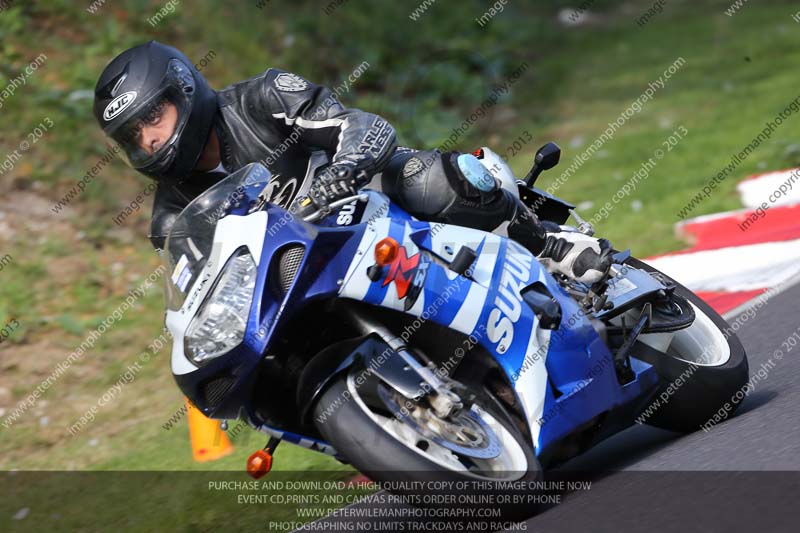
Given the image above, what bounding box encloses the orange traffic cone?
[186,397,233,462]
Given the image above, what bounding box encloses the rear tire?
[627,258,749,432]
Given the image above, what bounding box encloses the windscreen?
[162,163,272,311]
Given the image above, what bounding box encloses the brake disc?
[376,384,502,460]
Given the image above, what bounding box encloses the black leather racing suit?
[148,68,547,260]
[149,68,398,249]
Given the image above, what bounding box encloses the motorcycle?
[162,143,748,517]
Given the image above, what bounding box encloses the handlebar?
[301,193,370,223]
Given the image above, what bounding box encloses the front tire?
[313,369,542,519]
[627,257,749,432]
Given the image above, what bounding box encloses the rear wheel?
[313,367,542,519]
[625,257,749,432]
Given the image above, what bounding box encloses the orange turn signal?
[374,237,399,266]
[246,449,273,479]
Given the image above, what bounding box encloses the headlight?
[185,249,257,365]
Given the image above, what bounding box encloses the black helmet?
[93,41,217,182]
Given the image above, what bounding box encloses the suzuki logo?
[103,91,137,122]
[336,199,358,225]
[487,242,532,353]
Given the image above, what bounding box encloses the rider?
[93,41,612,283]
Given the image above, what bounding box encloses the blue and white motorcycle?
[162,143,748,513]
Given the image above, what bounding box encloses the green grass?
[513,0,800,255]
[2,0,800,528]
[1,469,374,532]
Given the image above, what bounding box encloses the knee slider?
[454,153,499,193]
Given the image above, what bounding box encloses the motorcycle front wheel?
[625,257,750,432]
[313,367,543,519]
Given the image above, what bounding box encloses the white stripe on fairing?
[512,268,552,447]
[647,238,800,292]
[257,425,285,441]
[298,438,317,449]
[444,230,502,334]
[339,219,387,301]
[444,268,459,281]
[429,226,502,288]
[470,234,502,288]
[401,221,415,249]
[448,283,488,335]
[515,325,550,447]
[738,168,800,208]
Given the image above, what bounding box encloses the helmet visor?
[107,59,195,169]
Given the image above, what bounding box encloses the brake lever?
[569,209,595,236]
[302,193,369,222]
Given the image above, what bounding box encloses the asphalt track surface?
[305,283,800,533]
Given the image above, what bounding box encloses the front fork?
[347,309,465,419]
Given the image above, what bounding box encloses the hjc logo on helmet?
[103,91,138,121]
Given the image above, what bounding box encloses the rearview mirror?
[523,142,561,186]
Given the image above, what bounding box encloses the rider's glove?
[537,232,613,285]
[315,163,366,203]
[292,163,369,218]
